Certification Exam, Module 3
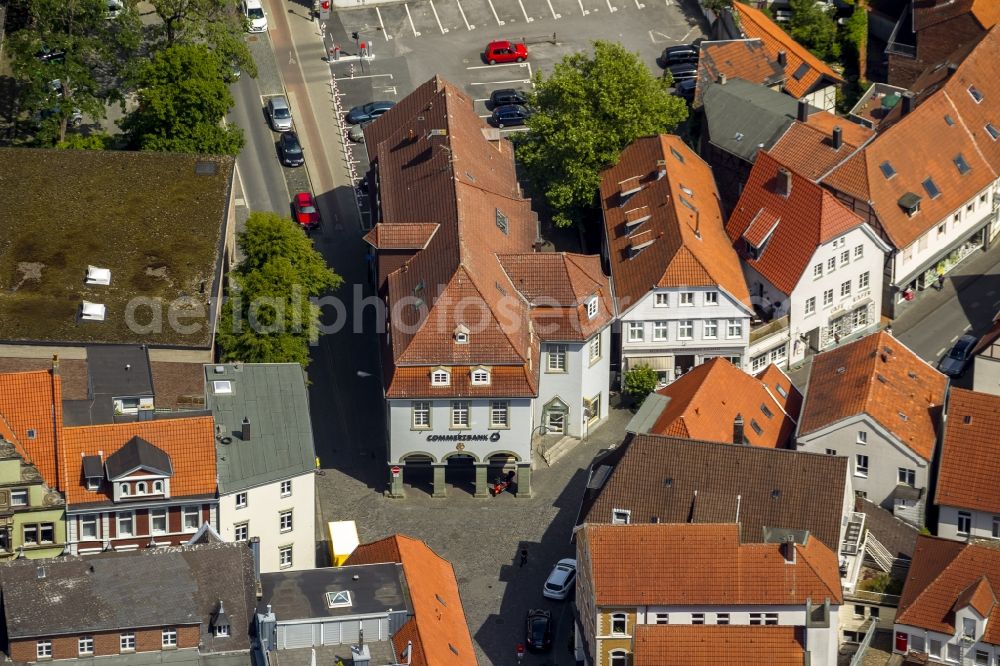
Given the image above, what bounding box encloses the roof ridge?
[460,263,530,363]
[795,539,841,600]
[899,539,971,623]
[941,89,1000,181]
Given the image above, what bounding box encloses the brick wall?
[10,625,200,662]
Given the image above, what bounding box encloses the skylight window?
[969,85,984,103]
[325,591,352,608]
[670,146,685,163]
[922,177,941,199]
[213,380,233,395]
[792,63,810,81]
[945,115,955,126]
[495,209,509,234]
[954,154,971,175]
[987,123,1000,141]
[879,161,896,179]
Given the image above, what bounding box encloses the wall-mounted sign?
[426,432,501,442]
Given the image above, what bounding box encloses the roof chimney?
[52,354,60,375]
[832,126,843,150]
[901,91,915,116]
[241,417,251,441]
[733,414,745,445]
[797,99,809,123]
[781,536,796,564]
[777,168,792,197]
[719,72,727,85]
[777,50,787,68]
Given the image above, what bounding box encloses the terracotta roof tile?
[346,535,476,666]
[386,364,536,399]
[696,39,785,106]
[0,358,87,399]
[727,152,870,294]
[732,2,843,98]
[648,358,801,448]
[769,114,875,182]
[756,364,802,416]
[935,388,1000,513]
[799,331,947,460]
[580,523,842,607]
[363,223,439,250]
[956,576,996,618]
[59,416,217,505]
[600,135,751,315]
[633,625,805,666]
[0,370,63,486]
[913,0,1000,31]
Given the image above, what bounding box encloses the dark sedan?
[525,609,552,652]
[489,88,527,108]
[346,101,395,124]
[279,132,304,167]
[938,334,978,377]
[667,62,698,81]
[491,104,531,128]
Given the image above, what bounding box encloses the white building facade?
[537,327,611,439]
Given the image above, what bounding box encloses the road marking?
[605,0,618,12]
[576,0,590,15]
[518,0,534,21]
[375,7,392,39]
[288,51,296,65]
[455,0,475,29]
[546,0,561,18]
[466,62,527,70]
[937,347,946,357]
[634,0,644,8]
[405,3,421,36]
[428,0,449,32]
[339,72,395,79]
[471,78,531,85]
[486,0,505,25]
[681,26,696,41]
[474,97,490,102]
[479,113,491,118]
[500,126,530,133]
[951,335,960,343]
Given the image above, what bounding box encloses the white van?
[242,0,267,32]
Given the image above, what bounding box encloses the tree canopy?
[217,213,344,366]
[788,0,840,61]
[517,40,688,227]
[148,0,257,79]
[623,364,659,406]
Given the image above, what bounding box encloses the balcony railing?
[885,3,915,59]
[886,41,916,58]
[749,314,789,345]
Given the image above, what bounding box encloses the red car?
[292,192,320,230]
[484,40,528,65]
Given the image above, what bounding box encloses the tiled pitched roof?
[0,370,63,486]
[581,523,842,607]
[60,416,217,505]
[346,535,476,666]
[695,39,785,106]
[579,434,848,551]
[897,536,1000,644]
[913,0,1000,31]
[732,2,844,98]
[362,223,439,250]
[726,152,869,294]
[955,576,996,617]
[935,388,1000,513]
[855,497,918,563]
[633,625,806,666]
[600,135,751,315]
[385,364,537,399]
[798,331,947,460]
[768,113,875,182]
[756,364,803,416]
[648,358,801,448]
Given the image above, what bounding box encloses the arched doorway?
[443,452,478,496]
[542,397,569,435]
[486,451,520,493]
[398,453,434,496]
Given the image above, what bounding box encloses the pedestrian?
[519,549,528,567]
[937,273,946,290]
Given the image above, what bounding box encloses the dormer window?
[86,478,100,491]
[153,480,164,494]
[453,324,470,344]
[586,296,599,319]
[471,367,491,385]
[431,367,451,386]
[120,483,129,496]
[136,482,147,494]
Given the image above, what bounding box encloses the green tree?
[623,364,659,406]
[839,2,868,74]
[56,132,114,149]
[217,213,343,365]
[148,0,257,79]
[788,0,840,61]
[121,43,245,155]
[517,40,688,227]
[701,0,732,11]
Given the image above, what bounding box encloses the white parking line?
[518,0,534,21]
[577,0,590,16]
[605,0,618,12]
[470,78,530,85]
[500,127,530,133]
[937,348,946,357]
[428,0,449,33]
[375,7,392,39]
[634,0,644,8]
[486,0,505,25]
[455,0,475,29]
[546,0,561,18]
[405,3,422,36]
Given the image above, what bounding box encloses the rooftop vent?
[214,365,226,374]
[898,192,922,216]
[771,489,781,500]
[80,301,106,321]
[194,160,218,176]
[831,126,842,150]
[836,367,846,374]
[777,50,787,68]
[85,266,111,286]
[664,478,673,487]
[241,417,251,441]
[797,99,809,123]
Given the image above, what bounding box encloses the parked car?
[660,44,699,67]
[938,334,978,377]
[673,78,697,102]
[542,558,577,600]
[292,192,320,230]
[346,101,395,124]
[484,40,527,65]
[267,96,293,132]
[667,62,698,81]
[491,104,531,128]
[525,609,553,652]
[242,0,267,32]
[348,120,371,143]
[489,88,527,108]
[278,132,304,167]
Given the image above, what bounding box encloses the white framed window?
[117,511,135,537]
[859,271,870,289]
[929,639,942,659]
[431,368,450,386]
[627,322,644,342]
[854,245,864,259]
[451,401,469,428]
[691,613,705,625]
[749,613,765,625]
[136,481,147,494]
[716,613,730,625]
[279,510,293,533]
[586,296,599,319]
[841,280,852,297]
[764,613,778,625]
[680,292,694,306]
[120,482,130,496]
[153,480,164,494]
[78,637,94,656]
[677,320,693,340]
[216,624,230,637]
[163,628,178,648]
[609,651,628,666]
[490,401,509,429]
[279,545,293,568]
[654,613,669,624]
[610,613,627,635]
[584,394,600,424]
[769,345,786,363]
[37,641,52,659]
[804,297,815,315]
[150,508,167,535]
[826,449,837,456]
[183,505,201,532]
[611,508,630,524]
[120,633,135,652]
[704,320,718,339]
[857,431,867,444]
[823,289,834,307]
[471,367,490,385]
[547,344,567,371]
[750,352,769,372]
[654,293,669,307]
[975,650,988,665]
[827,257,836,272]
[80,514,98,540]
[281,479,292,497]
[705,291,718,305]
[411,401,431,429]
[10,489,27,506]
[898,468,916,486]
[235,522,248,542]
[726,319,742,338]
[813,263,823,279]
[653,320,669,341]
[589,336,601,363]
[947,643,960,662]
[236,492,248,509]
[958,511,972,535]
[840,250,850,266]
[855,454,869,478]
[993,516,1000,539]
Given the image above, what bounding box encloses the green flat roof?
[0,148,233,347]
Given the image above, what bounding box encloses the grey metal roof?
[702,78,814,162]
[0,541,255,651]
[86,345,155,397]
[625,393,670,434]
[205,364,316,494]
[259,563,410,621]
[82,454,103,479]
[104,435,174,479]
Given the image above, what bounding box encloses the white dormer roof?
[85,266,111,286]
[81,301,106,321]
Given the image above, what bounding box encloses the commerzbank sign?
[425,432,501,442]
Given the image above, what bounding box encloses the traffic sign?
[391,466,401,478]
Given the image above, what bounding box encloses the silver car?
[267,96,292,132]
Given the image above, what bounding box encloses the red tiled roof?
[0,370,63,486]
[756,364,803,416]
[386,364,537,399]
[633,625,806,666]
[897,536,1000,644]
[913,0,1000,31]
[600,135,751,315]
[346,535,476,666]
[799,331,947,460]
[935,388,1000,513]
[363,223,439,250]
[648,358,801,448]
[732,2,843,98]
[695,39,785,106]
[768,113,875,182]
[59,417,217,505]
[726,152,869,294]
[580,523,842,607]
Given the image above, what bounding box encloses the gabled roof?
[633,625,806,666]
[579,523,842,607]
[362,223,439,250]
[913,0,1000,32]
[638,358,801,448]
[695,39,785,106]
[897,536,1000,644]
[346,535,475,666]
[768,112,875,182]
[798,332,947,460]
[732,2,843,98]
[726,152,871,294]
[104,435,173,479]
[702,79,806,163]
[385,364,537,399]
[0,370,63,487]
[578,434,848,551]
[935,388,1000,513]
[599,135,751,315]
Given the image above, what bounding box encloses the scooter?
[490,470,516,496]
